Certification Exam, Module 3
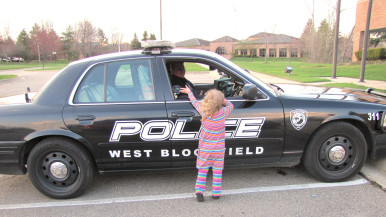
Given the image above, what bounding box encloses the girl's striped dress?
[187,90,234,170]
[188,90,234,197]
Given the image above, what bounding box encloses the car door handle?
[75,115,96,121]
[171,112,195,117]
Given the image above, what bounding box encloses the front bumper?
[0,141,26,174]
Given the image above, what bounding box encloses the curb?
[360,149,386,190]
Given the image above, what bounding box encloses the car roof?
[68,48,221,66]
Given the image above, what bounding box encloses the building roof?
[175,38,210,47]
[248,32,276,38]
[242,33,299,44]
[212,36,238,43]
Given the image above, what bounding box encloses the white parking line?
[0,178,368,210]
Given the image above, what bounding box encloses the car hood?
[276,84,386,105]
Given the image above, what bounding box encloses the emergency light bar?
[142,40,175,55]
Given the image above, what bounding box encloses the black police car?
[0,41,385,199]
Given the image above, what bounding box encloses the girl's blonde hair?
[201,89,224,118]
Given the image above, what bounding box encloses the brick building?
[233,33,302,58]
[175,38,210,51]
[353,0,386,61]
[176,33,302,60]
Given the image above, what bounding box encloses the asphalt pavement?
[0,68,385,189]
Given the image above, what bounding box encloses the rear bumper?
[0,141,26,175]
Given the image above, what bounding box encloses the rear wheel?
[27,137,94,199]
[303,122,367,182]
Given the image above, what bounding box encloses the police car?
[0,41,385,199]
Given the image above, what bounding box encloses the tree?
[142,31,148,41]
[29,22,61,62]
[300,19,315,61]
[75,19,97,58]
[149,33,156,40]
[97,28,108,45]
[0,26,15,59]
[316,19,334,63]
[131,33,141,50]
[370,32,386,48]
[15,29,32,60]
[61,25,78,60]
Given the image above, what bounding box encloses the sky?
[1,0,358,43]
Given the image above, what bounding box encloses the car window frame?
[158,56,270,102]
[68,57,162,106]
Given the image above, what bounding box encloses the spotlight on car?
[284,66,293,75]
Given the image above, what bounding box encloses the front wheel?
[27,137,94,199]
[303,122,367,182]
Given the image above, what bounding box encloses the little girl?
[180,86,234,202]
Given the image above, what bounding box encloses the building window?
[259,48,266,57]
[290,48,298,57]
[216,47,226,55]
[269,48,276,57]
[250,49,257,57]
[279,48,287,57]
[241,49,248,56]
[234,49,239,55]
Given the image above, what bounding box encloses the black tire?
[303,122,367,182]
[27,137,94,199]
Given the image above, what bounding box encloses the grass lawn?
[0,74,17,80]
[0,60,69,71]
[231,57,386,83]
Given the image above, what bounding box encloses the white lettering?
[234,118,265,138]
[228,148,233,155]
[172,149,180,157]
[236,147,243,155]
[109,150,121,158]
[134,150,141,157]
[110,117,266,142]
[123,150,131,157]
[256,147,264,154]
[161,149,169,157]
[110,121,142,142]
[141,121,173,141]
[182,149,191,156]
[246,147,253,155]
[143,150,152,157]
[171,120,197,140]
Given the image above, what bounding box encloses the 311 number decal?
[368,112,380,121]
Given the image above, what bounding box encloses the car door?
[63,58,171,171]
[157,57,285,168]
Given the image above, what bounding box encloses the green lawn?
[231,57,386,83]
[0,74,17,80]
[0,60,69,71]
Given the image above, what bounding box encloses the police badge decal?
[290,109,308,130]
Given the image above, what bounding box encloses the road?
[0,166,385,216]
[0,68,385,216]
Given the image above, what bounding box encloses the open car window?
[166,60,251,100]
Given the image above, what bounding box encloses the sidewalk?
[251,71,386,90]
[252,71,386,189]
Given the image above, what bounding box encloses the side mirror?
[242,84,258,100]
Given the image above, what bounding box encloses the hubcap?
[40,152,79,187]
[328,146,346,163]
[319,136,354,171]
[50,162,68,179]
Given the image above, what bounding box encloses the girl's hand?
[180,85,190,94]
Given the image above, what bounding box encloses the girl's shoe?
[196,193,204,202]
[212,196,220,199]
